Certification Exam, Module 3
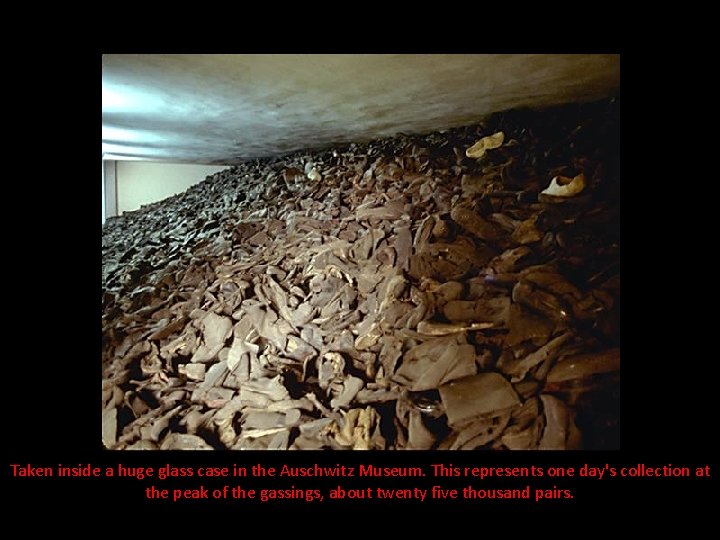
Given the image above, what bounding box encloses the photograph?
[101,54,620,450]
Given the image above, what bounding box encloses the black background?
[4,47,715,523]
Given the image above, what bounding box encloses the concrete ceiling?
[102,54,619,165]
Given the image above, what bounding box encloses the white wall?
[116,162,227,214]
[103,160,118,221]
[102,157,106,223]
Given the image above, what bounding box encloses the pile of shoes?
[102,97,620,450]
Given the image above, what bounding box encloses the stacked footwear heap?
[102,98,620,450]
